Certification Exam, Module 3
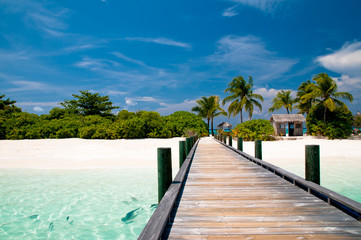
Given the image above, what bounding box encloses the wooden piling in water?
[305,145,320,184]
[237,137,243,151]
[228,136,232,147]
[186,137,192,155]
[157,148,172,203]
[255,140,262,160]
[179,141,186,168]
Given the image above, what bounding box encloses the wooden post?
[186,137,192,156]
[305,145,320,184]
[223,135,226,144]
[237,137,243,151]
[157,148,172,203]
[228,136,232,147]
[255,140,262,160]
[179,141,186,168]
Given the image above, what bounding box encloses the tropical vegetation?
[0,92,208,140]
[191,96,226,135]
[232,119,275,141]
[269,90,294,114]
[299,73,353,124]
[222,76,263,123]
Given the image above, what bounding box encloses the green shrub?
[233,119,275,141]
[306,105,353,139]
[165,111,208,137]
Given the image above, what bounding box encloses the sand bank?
[0,138,185,171]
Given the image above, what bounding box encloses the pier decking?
[140,137,361,239]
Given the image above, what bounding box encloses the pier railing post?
[186,137,192,155]
[228,136,232,147]
[305,145,320,184]
[255,140,262,160]
[237,137,243,151]
[179,141,186,168]
[223,135,227,144]
[157,148,172,203]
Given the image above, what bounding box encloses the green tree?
[61,90,120,116]
[192,96,226,135]
[307,104,353,139]
[294,80,315,115]
[302,73,353,124]
[222,76,263,123]
[0,94,21,113]
[269,90,294,114]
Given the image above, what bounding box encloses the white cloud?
[228,0,286,14]
[2,0,69,37]
[6,80,52,92]
[222,5,239,17]
[75,57,119,69]
[125,97,137,106]
[107,90,127,96]
[317,41,361,77]
[207,35,297,81]
[112,52,146,66]
[125,96,166,107]
[156,99,198,115]
[33,106,44,112]
[124,37,191,49]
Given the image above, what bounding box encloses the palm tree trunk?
[207,118,210,135]
[240,110,243,123]
[211,117,214,136]
[286,108,289,114]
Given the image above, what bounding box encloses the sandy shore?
[0,138,185,173]
[1,137,360,178]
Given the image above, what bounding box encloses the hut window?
[279,124,284,128]
[296,124,302,128]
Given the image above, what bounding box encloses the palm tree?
[269,90,294,114]
[302,73,353,124]
[222,76,263,123]
[294,80,315,115]
[192,96,227,135]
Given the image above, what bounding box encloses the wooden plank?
[162,137,361,239]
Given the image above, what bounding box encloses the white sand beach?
[0,138,185,172]
[1,137,360,177]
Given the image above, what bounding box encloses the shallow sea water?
[0,168,157,240]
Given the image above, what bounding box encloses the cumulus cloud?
[207,35,297,82]
[33,106,44,112]
[317,41,361,77]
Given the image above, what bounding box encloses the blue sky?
[1,0,361,126]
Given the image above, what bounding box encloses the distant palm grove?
[0,73,358,140]
[192,73,356,139]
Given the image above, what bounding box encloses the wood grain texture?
[163,137,361,239]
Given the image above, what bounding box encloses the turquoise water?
[0,169,157,240]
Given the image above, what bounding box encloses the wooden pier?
[139,137,361,239]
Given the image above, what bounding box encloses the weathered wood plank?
[161,137,361,239]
